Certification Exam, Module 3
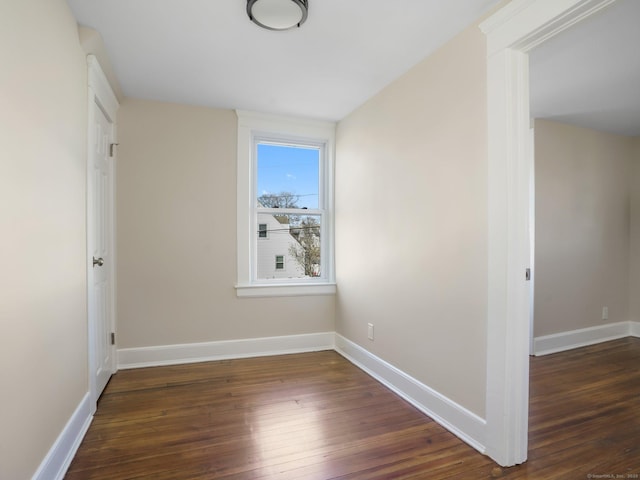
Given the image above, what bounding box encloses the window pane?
[257,143,319,210]
[256,213,321,280]
[258,223,268,238]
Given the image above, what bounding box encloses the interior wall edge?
[334,334,487,455]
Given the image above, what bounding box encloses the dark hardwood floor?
[66,337,640,479]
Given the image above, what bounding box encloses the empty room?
[2,0,638,479]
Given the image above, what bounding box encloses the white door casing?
[480,0,620,467]
[87,55,119,413]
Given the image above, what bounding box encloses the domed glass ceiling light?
[247,0,308,31]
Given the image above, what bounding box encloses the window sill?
[235,283,336,298]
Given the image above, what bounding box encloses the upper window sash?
[253,136,326,212]
[258,207,324,215]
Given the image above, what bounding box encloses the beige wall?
[116,99,334,348]
[0,1,88,478]
[631,139,640,323]
[534,120,635,337]
[335,22,488,416]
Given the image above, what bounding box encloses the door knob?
[93,257,104,267]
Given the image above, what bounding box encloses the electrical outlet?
[602,306,609,321]
[367,323,374,341]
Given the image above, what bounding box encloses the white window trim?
[236,110,336,297]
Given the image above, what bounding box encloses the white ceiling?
[66,0,501,121]
[529,0,640,137]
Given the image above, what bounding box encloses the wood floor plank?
[66,339,640,479]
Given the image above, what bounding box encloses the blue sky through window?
[257,143,319,209]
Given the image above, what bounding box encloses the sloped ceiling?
[66,0,500,121]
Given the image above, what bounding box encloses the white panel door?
[89,102,114,402]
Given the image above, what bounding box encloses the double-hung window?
[236,111,336,297]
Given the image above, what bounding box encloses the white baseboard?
[31,393,92,480]
[33,324,640,480]
[334,334,486,454]
[117,332,335,369]
[534,321,636,356]
[118,332,487,453]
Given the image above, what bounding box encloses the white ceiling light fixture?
[247,0,308,31]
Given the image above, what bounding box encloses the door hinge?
[110,332,116,345]
[525,268,531,281]
[109,143,119,157]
